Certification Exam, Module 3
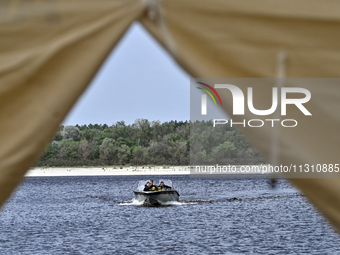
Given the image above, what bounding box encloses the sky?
[62,22,191,126]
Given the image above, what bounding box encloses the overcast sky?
[62,22,191,126]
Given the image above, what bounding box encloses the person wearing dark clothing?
[159,181,171,190]
[143,182,152,191]
[149,179,158,191]
[144,182,158,191]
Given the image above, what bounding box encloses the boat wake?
[161,200,198,206]
[116,198,212,206]
[117,199,145,206]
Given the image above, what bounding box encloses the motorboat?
[133,179,180,206]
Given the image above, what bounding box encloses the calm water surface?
[0,175,339,254]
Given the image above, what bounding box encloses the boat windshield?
[136,180,149,191]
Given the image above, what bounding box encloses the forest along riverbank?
[35,120,265,168]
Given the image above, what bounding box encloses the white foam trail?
[117,199,144,206]
[117,199,198,206]
[161,201,198,206]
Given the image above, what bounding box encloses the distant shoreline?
[25,166,190,177]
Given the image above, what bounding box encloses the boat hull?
[133,190,180,205]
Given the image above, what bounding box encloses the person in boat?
[158,181,171,191]
[144,181,158,191]
[149,179,158,191]
[143,182,152,191]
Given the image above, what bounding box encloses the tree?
[131,146,148,165]
[78,140,93,162]
[62,125,82,141]
[53,126,64,141]
[147,141,175,165]
[117,145,130,165]
[191,150,209,165]
[99,138,117,165]
[173,141,188,164]
[133,118,152,147]
[58,139,80,160]
[211,141,237,163]
[82,128,101,142]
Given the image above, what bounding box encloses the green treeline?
[35,119,265,167]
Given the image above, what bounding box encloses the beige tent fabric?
[140,0,340,230]
[141,0,340,78]
[0,0,144,205]
[1,0,340,232]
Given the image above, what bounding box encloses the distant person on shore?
[159,181,171,191]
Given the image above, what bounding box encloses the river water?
[0,175,339,254]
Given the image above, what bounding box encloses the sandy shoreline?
[25,166,190,177]
[25,165,272,177]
